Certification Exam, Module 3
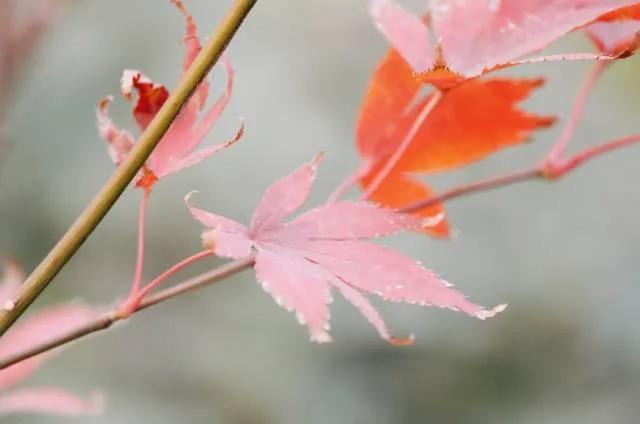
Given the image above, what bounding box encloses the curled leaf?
[96,1,239,188]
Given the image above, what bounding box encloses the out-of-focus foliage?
[0,1,638,422]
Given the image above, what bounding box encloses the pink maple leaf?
[369,0,640,88]
[186,155,506,344]
[0,259,104,417]
[97,0,242,189]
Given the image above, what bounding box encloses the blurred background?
[1,1,639,423]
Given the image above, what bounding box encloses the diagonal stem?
[0,0,259,338]
[546,134,640,177]
[399,167,543,213]
[401,134,640,214]
[547,60,607,164]
[0,256,256,371]
[361,89,442,200]
[118,250,213,317]
[327,159,373,204]
[129,188,152,299]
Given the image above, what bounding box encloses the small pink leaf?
[189,55,235,151]
[97,2,238,187]
[158,118,243,178]
[173,0,208,108]
[152,56,234,173]
[0,388,103,416]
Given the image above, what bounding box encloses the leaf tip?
[389,333,416,346]
[87,391,107,415]
[311,152,325,169]
[97,96,113,112]
[184,190,200,206]
[228,119,245,147]
[120,70,149,100]
[420,212,445,229]
[475,303,508,320]
[311,332,332,344]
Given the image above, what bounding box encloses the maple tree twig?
[2,130,639,369]
[327,160,372,204]
[399,167,543,213]
[401,132,640,213]
[0,256,256,371]
[0,0,259,338]
[129,189,152,299]
[118,250,214,316]
[361,90,443,201]
[547,60,607,164]
[544,134,640,177]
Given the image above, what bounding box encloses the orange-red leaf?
[396,78,556,173]
[122,72,170,131]
[356,49,422,159]
[356,49,554,236]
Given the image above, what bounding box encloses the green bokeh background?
[1,1,639,423]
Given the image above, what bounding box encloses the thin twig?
[0,0,259,337]
[400,167,543,213]
[547,61,607,164]
[119,250,214,316]
[138,255,255,311]
[0,256,255,371]
[401,132,640,214]
[327,160,372,204]
[129,188,151,298]
[545,134,640,177]
[361,90,442,200]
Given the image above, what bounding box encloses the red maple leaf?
[356,49,554,236]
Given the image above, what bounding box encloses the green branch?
[0,0,258,337]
